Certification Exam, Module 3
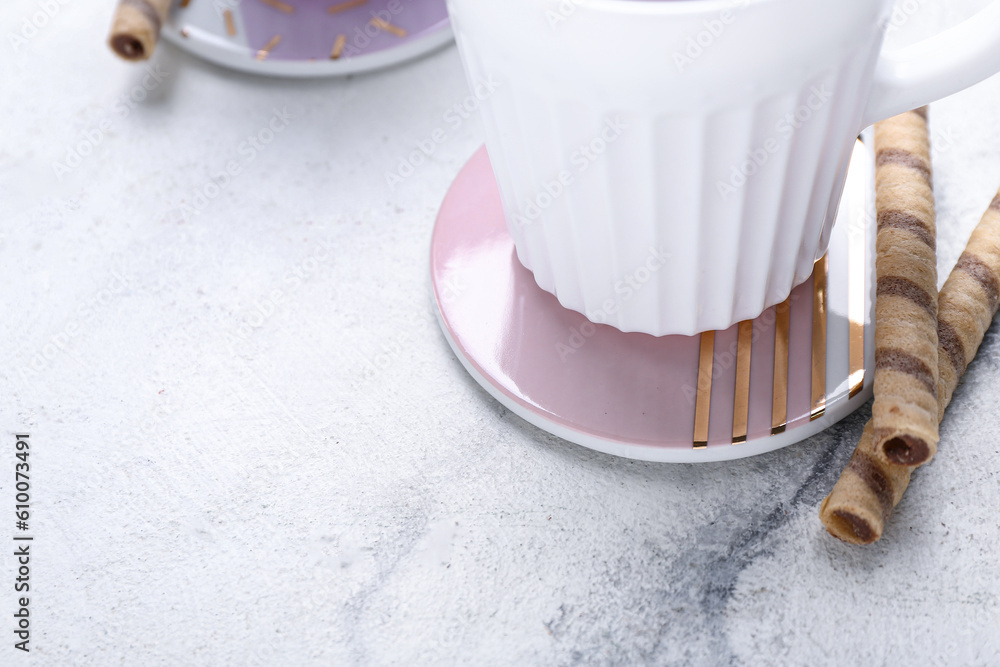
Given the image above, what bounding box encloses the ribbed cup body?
[447,0,894,335]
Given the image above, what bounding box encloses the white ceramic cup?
[446,0,1000,336]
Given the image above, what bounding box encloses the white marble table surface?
[2,1,1000,664]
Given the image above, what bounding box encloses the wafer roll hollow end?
[109,35,146,61]
[820,423,912,544]
[881,434,931,466]
[819,497,880,545]
[109,9,154,61]
[108,0,172,62]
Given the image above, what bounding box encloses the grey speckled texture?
[2,1,1000,665]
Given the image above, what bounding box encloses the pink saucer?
[431,142,875,462]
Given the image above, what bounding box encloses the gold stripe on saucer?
[732,320,753,444]
[693,330,715,449]
[771,298,790,435]
[811,254,829,420]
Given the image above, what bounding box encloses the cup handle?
[861,2,1000,128]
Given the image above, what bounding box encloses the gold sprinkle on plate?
[330,34,347,59]
[370,17,407,37]
[328,0,367,13]
[256,34,282,60]
[261,0,294,14]
[223,9,236,36]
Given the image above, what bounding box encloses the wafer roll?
[820,187,1000,544]
[871,108,940,466]
[936,191,1000,416]
[108,0,172,61]
[819,422,912,545]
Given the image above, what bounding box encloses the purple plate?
[163,0,451,77]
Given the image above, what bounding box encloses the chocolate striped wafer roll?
[871,107,940,466]
[108,0,173,61]
[936,190,1000,417]
[820,187,1000,544]
[819,422,912,544]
